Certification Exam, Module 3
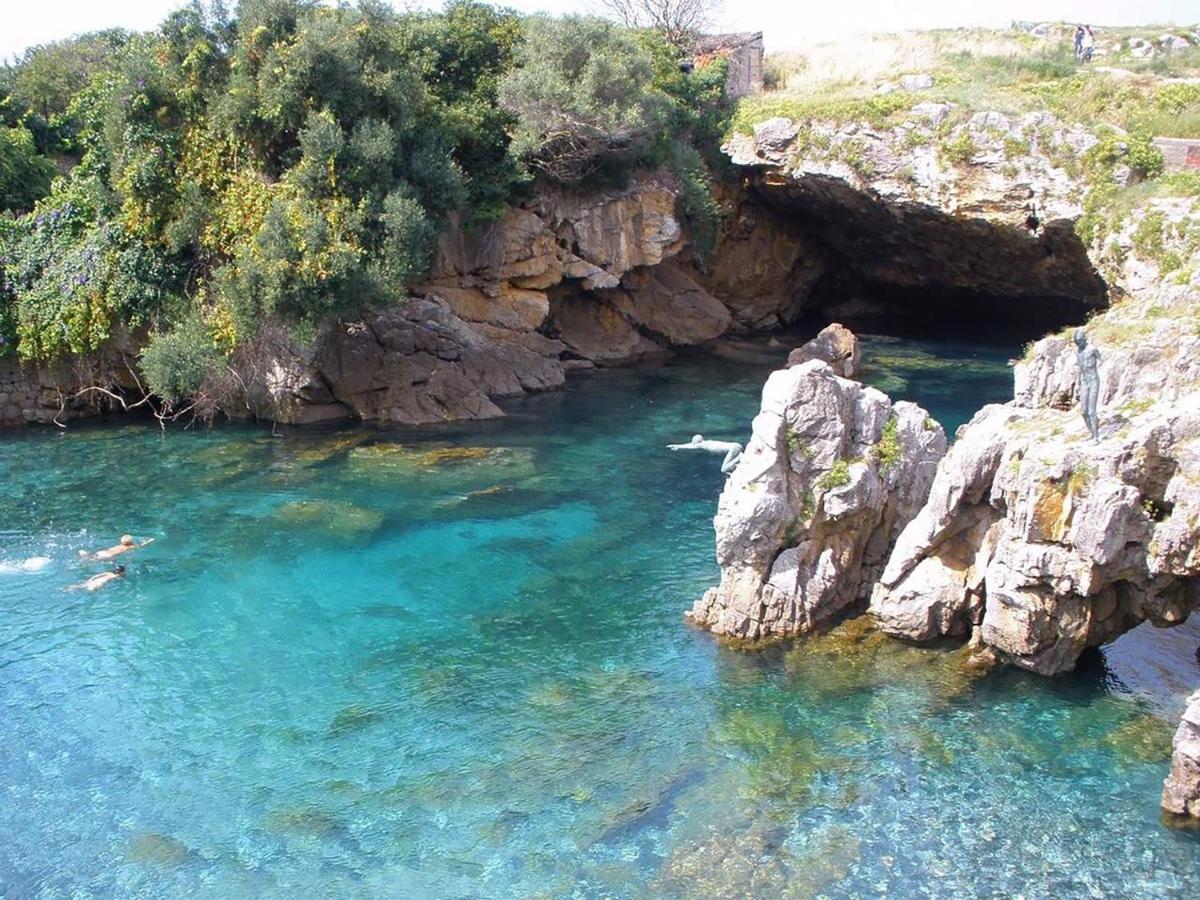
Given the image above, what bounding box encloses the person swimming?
[79,535,154,561]
[70,565,126,592]
[667,434,744,474]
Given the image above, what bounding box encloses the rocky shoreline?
[692,122,1200,823]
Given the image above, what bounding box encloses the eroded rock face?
[870,210,1200,675]
[1163,691,1200,826]
[219,174,832,425]
[787,323,861,377]
[725,107,1109,335]
[687,358,946,639]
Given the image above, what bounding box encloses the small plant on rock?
[817,459,851,491]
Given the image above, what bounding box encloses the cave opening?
[737,172,1110,346]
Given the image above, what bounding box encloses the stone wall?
[1153,137,1200,173]
[0,356,105,426]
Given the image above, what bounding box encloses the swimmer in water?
[79,535,154,561]
[70,565,126,592]
[667,434,744,474]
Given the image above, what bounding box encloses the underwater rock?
[1162,690,1200,826]
[127,832,190,868]
[688,359,946,640]
[275,499,384,536]
[263,805,341,837]
[786,322,861,377]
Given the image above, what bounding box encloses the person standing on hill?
[1081,26,1095,63]
[1074,24,1085,60]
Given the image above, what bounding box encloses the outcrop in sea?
[687,355,946,639]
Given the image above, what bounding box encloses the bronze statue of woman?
[1074,328,1101,442]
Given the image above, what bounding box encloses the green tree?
[498,15,672,183]
[0,125,56,212]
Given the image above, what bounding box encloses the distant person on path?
[1074,24,1085,60]
[79,534,154,561]
[1081,26,1095,63]
[668,434,744,474]
[70,565,126,592]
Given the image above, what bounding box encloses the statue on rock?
[668,435,744,474]
[1074,327,1101,442]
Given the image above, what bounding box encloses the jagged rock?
[687,360,946,639]
[900,73,934,91]
[1128,38,1155,58]
[550,289,665,365]
[871,218,1200,674]
[694,186,826,331]
[911,102,952,125]
[1162,691,1200,826]
[610,263,732,346]
[786,323,861,377]
[753,117,800,153]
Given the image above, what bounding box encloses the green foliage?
[1126,125,1164,179]
[498,16,672,183]
[3,177,180,359]
[940,130,977,165]
[139,314,222,405]
[817,459,852,491]
[729,90,913,135]
[669,142,721,266]
[0,126,56,212]
[873,416,901,472]
[0,1,730,406]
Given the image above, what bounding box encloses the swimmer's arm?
[140,538,155,547]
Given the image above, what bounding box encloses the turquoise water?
[1,335,1196,898]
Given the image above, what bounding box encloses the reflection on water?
[0,335,1195,898]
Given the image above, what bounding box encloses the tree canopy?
[0,0,729,405]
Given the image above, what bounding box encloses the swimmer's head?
[691,434,703,443]
[1073,328,1087,348]
[113,565,126,576]
[120,535,134,546]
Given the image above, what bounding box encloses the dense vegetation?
[0,0,729,402]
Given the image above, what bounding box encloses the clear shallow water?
[0,335,1196,898]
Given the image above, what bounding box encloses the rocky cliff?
[687,355,946,639]
[1163,690,1200,826]
[212,173,826,426]
[871,199,1200,676]
[726,109,1109,335]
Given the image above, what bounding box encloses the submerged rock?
[1163,691,1200,826]
[275,499,384,536]
[127,832,190,868]
[687,359,946,639]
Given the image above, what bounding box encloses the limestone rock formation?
[1162,691,1200,826]
[214,173,831,425]
[786,323,861,377]
[870,201,1200,675]
[725,107,1109,334]
[687,358,946,639]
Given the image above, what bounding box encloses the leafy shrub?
[669,142,721,266]
[873,416,901,472]
[941,130,977,165]
[0,125,56,212]
[817,459,852,490]
[499,16,671,183]
[139,314,222,405]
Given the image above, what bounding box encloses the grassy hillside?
[735,24,1200,138]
